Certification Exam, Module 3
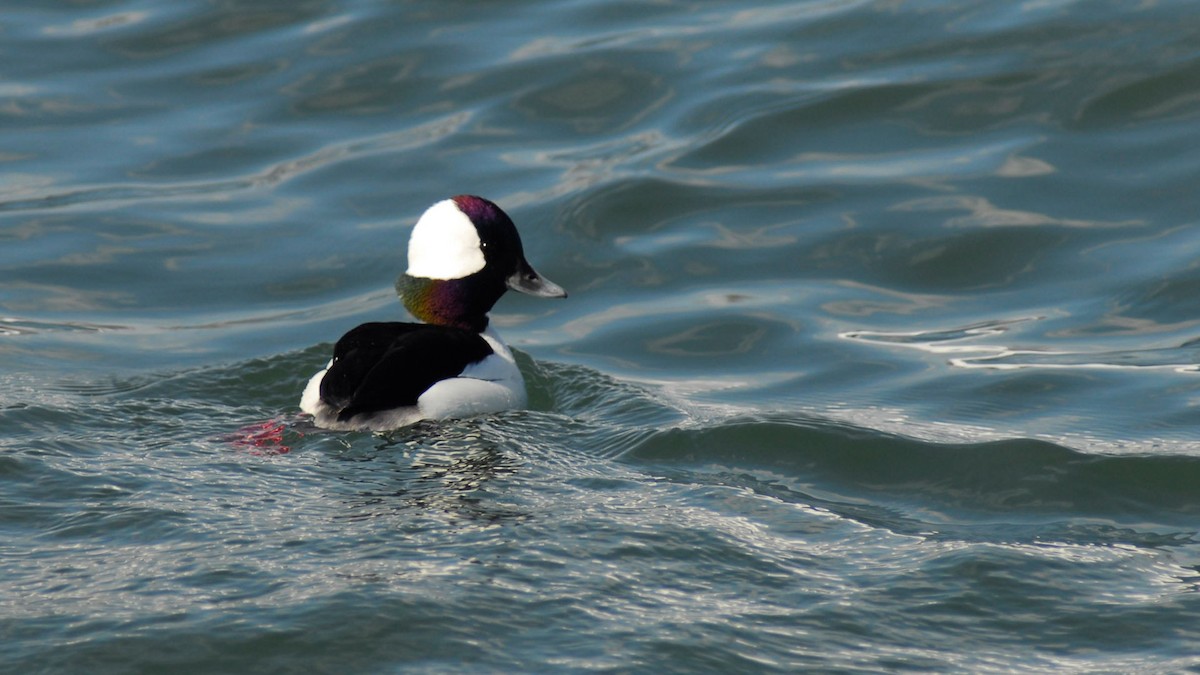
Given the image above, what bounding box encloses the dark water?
[4,0,1200,672]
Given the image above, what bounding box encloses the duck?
[300,195,566,431]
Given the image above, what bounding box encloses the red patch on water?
[228,419,299,455]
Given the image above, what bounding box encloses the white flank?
[416,327,527,419]
[406,199,486,280]
[299,359,332,416]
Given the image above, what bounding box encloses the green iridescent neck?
[395,274,491,332]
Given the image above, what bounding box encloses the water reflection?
[514,60,671,134]
[892,195,1142,229]
[42,12,150,37]
[0,113,470,215]
[106,4,327,59]
[646,318,770,357]
[843,317,1200,373]
[329,426,526,528]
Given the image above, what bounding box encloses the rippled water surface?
[4,1,1200,672]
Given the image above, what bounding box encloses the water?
[3,0,1200,671]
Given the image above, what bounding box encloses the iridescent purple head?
[396,195,566,331]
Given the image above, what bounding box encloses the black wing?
[319,322,494,421]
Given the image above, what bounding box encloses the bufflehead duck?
[300,195,566,431]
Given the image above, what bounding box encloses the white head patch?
[406,199,487,280]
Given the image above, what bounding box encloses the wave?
[622,412,1200,540]
[19,347,1197,548]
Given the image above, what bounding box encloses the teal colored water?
[4,1,1200,671]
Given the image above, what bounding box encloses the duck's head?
[396,195,567,331]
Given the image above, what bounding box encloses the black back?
[319,322,494,421]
